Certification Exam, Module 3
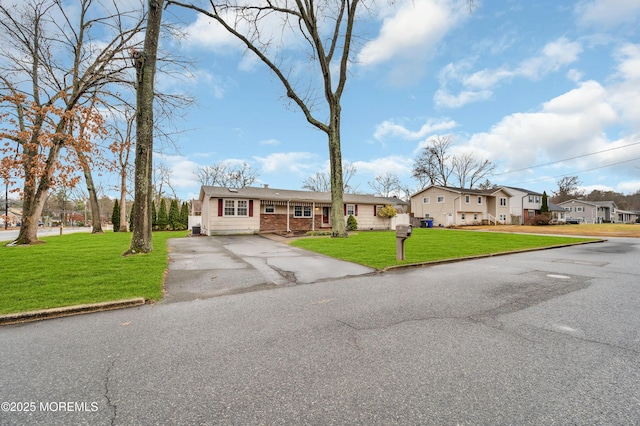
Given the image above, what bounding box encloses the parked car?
[566,219,580,224]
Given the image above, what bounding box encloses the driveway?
[162,235,375,303]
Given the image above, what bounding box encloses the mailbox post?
[396,224,412,260]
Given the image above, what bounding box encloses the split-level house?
[410,186,513,227]
[198,186,407,235]
[505,187,566,224]
[557,199,617,223]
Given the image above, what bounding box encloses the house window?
[375,205,383,216]
[465,195,470,204]
[535,196,540,203]
[499,197,507,207]
[237,200,248,216]
[576,207,584,212]
[529,196,534,203]
[477,196,482,204]
[264,204,275,214]
[473,213,478,220]
[422,197,430,204]
[294,205,312,218]
[346,204,355,216]
[461,213,466,220]
[224,199,249,217]
[499,214,507,222]
[437,196,445,203]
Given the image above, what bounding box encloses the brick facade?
[260,214,325,232]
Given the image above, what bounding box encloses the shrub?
[525,213,551,226]
[111,199,120,232]
[346,214,358,231]
[305,230,332,236]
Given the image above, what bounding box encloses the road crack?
[104,358,117,426]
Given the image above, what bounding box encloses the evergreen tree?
[168,199,179,230]
[346,214,358,231]
[152,200,157,230]
[112,199,120,232]
[180,202,189,230]
[129,203,134,232]
[157,198,168,230]
[541,191,549,213]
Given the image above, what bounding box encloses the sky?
[120,0,640,200]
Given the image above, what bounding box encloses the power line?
[492,140,640,177]
[508,156,640,186]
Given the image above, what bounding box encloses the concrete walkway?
[162,235,375,303]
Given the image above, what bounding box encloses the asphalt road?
[1,237,639,425]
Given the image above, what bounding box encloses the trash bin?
[420,219,428,228]
[192,225,201,235]
[426,219,433,228]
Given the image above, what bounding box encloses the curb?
[0,298,146,326]
[382,238,606,272]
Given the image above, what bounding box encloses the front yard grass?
[0,231,181,315]
[291,228,599,270]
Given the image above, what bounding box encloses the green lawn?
[0,232,182,315]
[291,228,599,269]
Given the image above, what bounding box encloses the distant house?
[198,186,407,235]
[410,185,513,227]
[557,199,617,223]
[504,187,543,224]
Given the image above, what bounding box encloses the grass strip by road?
[291,228,599,270]
[0,231,181,315]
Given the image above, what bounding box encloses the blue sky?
[138,0,640,201]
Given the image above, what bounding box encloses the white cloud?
[154,153,201,190]
[351,156,413,176]
[575,0,640,28]
[466,80,622,174]
[253,152,319,173]
[433,89,492,109]
[374,118,457,141]
[436,37,583,108]
[259,138,281,146]
[516,37,583,80]
[616,180,640,195]
[357,0,470,82]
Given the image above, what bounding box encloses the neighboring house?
[548,201,567,223]
[557,199,618,223]
[198,185,407,235]
[410,186,513,227]
[504,187,543,224]
[614,209,638,223]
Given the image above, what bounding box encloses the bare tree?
[452,153,496,189]
[195,162,260,188]
[168,0,362,237]
[0,0,145,246]
[369,173,402,198]
[412,136,454,188]
[302,163,358,193]
[413,135,495,189]
[552,176,583,203]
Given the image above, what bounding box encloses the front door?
[322,207,330,226]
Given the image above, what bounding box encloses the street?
[1,237,639,425]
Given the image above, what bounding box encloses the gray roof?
[199,186,407,205]
[503,186,544,196]
[412,185,514,198]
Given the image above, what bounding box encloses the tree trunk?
[119,173,128,232]
[10,140,63,246]
[76,150,103,234]
[328,103,346,238]
[126,0,164,255]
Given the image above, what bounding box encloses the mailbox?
[396,224,412,238]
